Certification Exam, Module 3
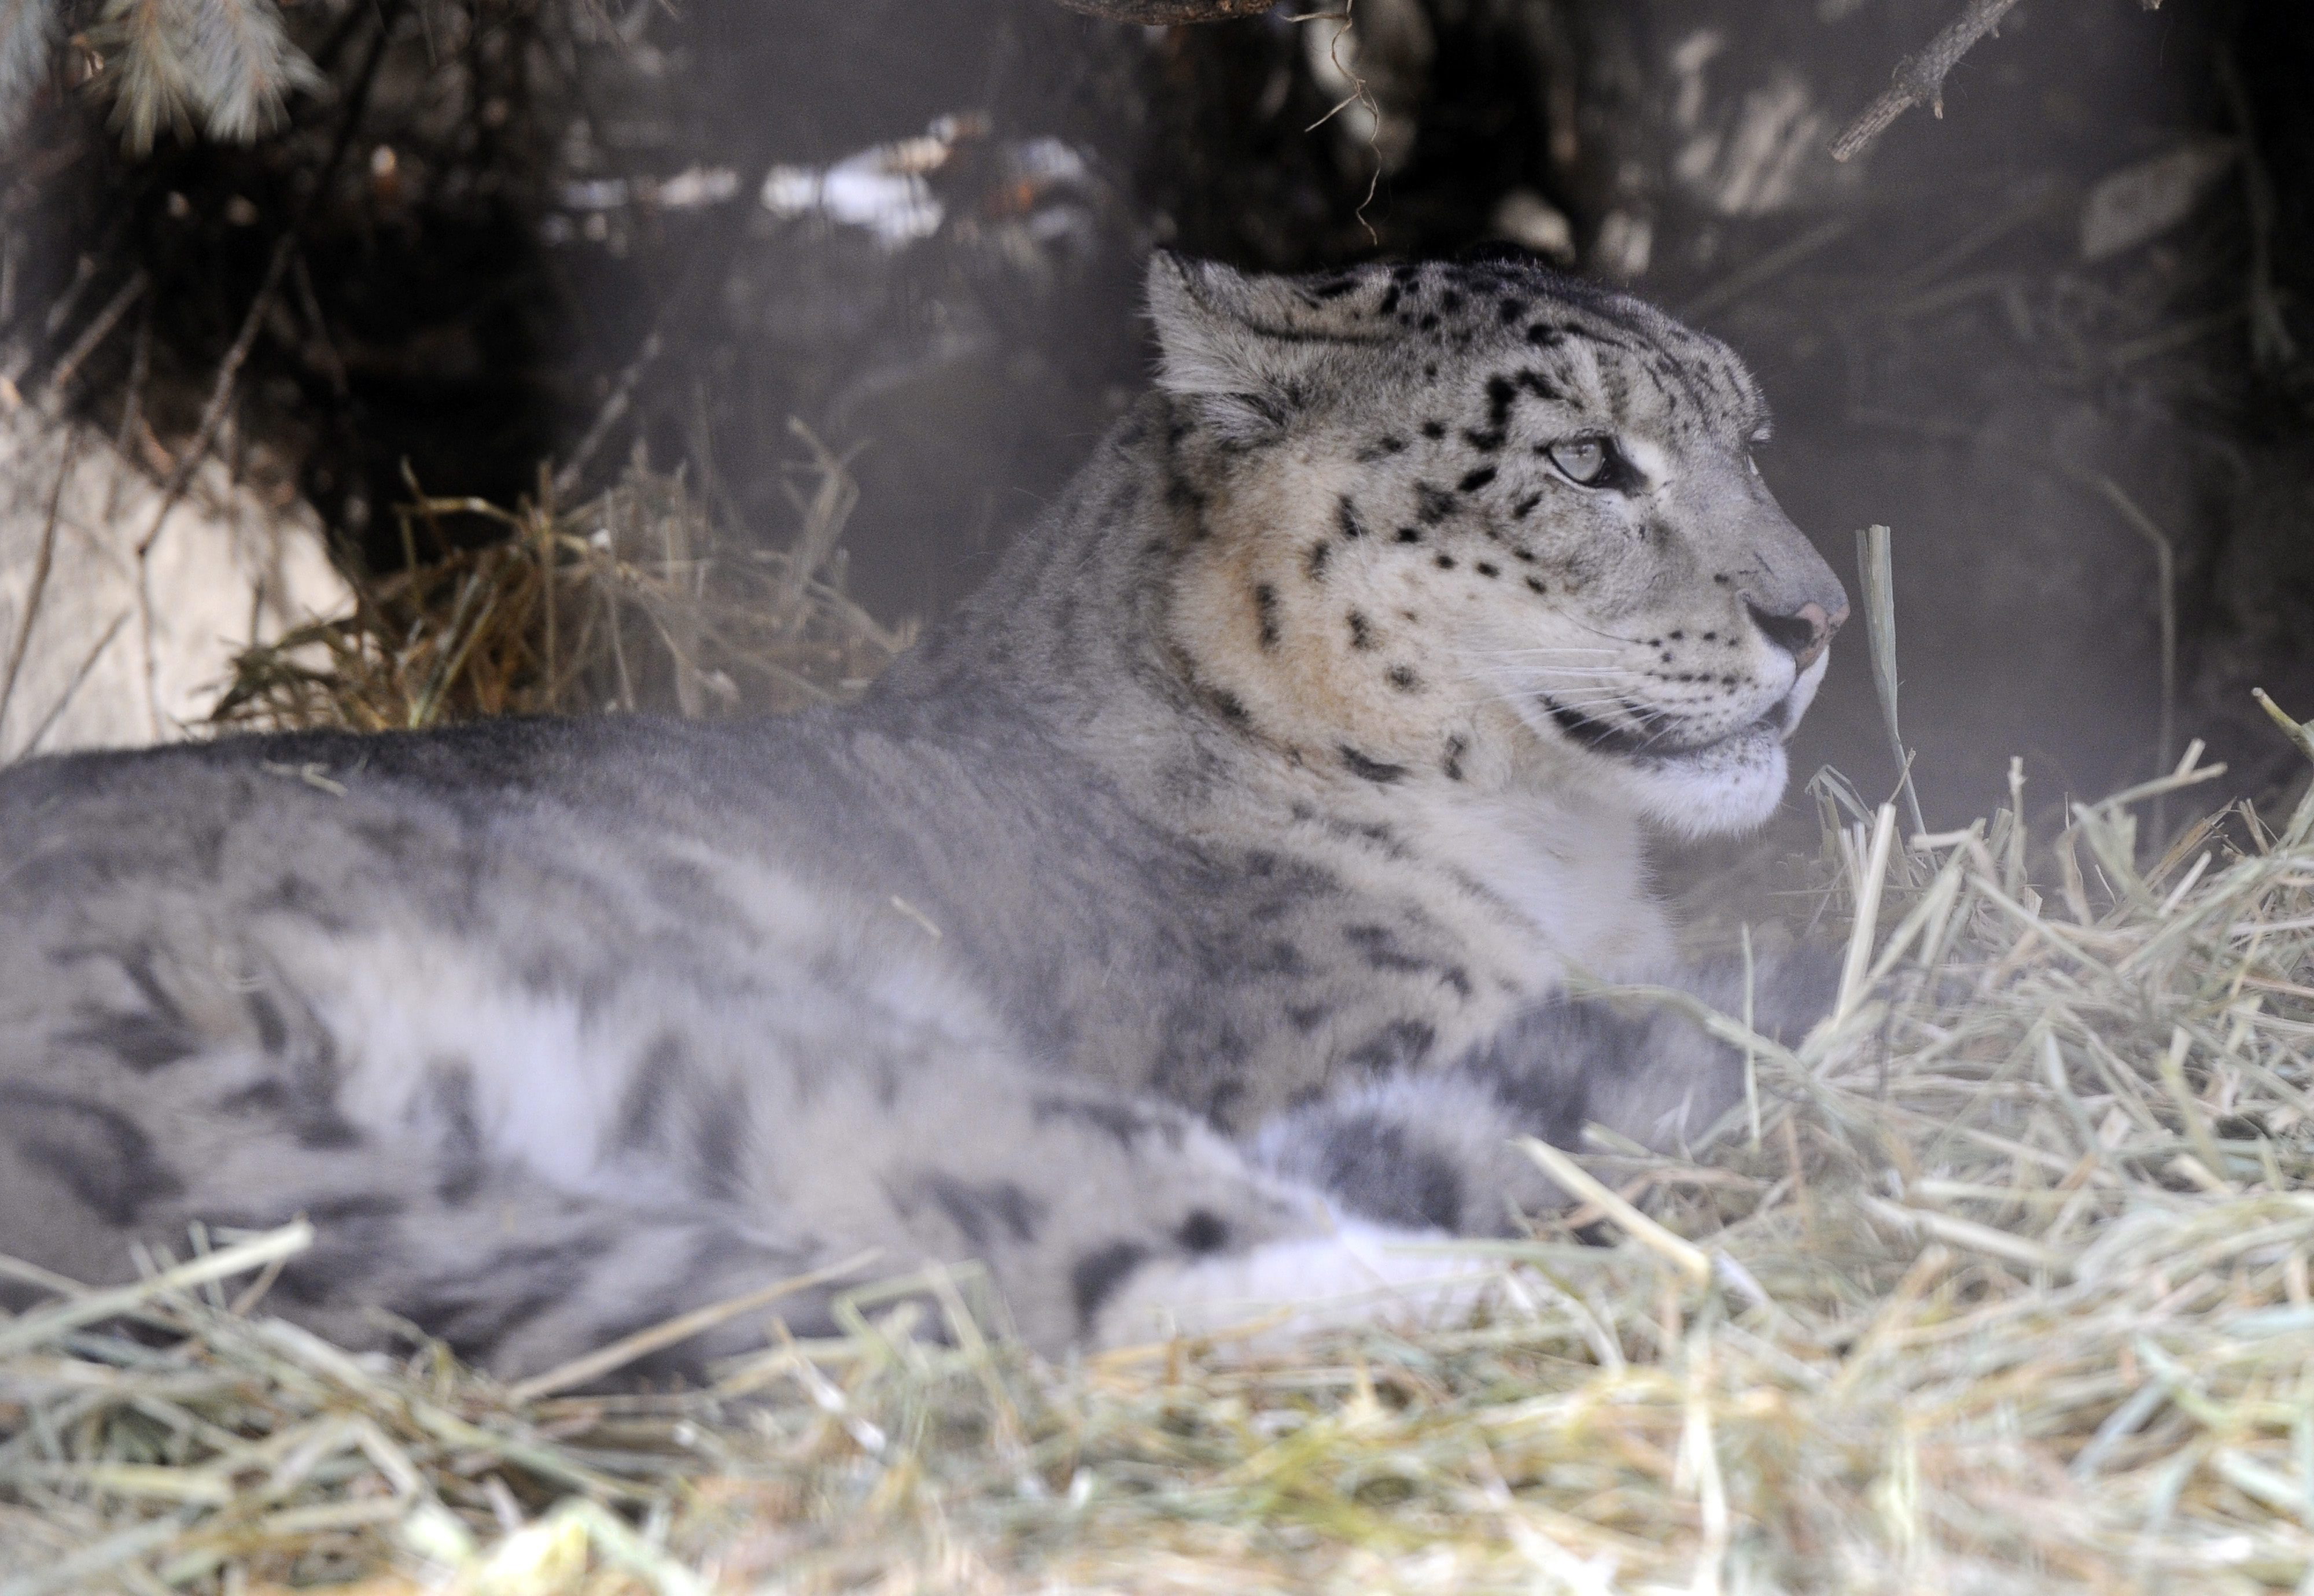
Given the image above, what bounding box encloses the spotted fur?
[0,255,1845,1377]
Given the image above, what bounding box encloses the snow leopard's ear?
[1146,253,1341,443]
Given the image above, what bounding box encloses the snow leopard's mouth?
[1540,690,1801,765]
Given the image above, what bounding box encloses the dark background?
[5,0,2309,842]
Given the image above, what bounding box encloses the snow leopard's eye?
[1546,437,1610,486]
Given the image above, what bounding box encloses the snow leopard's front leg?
[1252,948,1838,1236]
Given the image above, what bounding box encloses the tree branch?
[1831,0,2022,163]
[1045,0,1274,23]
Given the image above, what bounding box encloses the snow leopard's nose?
[1746,599,1845,672]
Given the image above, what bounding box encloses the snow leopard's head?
[1149,253,1848,837]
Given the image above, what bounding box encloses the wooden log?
[1047,0,1273,24]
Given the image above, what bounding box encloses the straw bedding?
[4,474,2313,1593]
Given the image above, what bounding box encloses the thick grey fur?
[0,253,1847,1377]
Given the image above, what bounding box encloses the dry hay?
[3,738,2311,1593]
[208,426,911,735]
[8,477,2314,1590]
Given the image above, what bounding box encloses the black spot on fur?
[1420,419,1446,440]
[1347,610,1376,651]
[1336,497,1368,541]
[1526,576,1549,595]
[3,1086,185,1224]
[1377,283,1402,315]
[1395,526,1421,544]
[1512,493,1541,518]
[690,1084,749,1202]
[60,1008,200,1072]
[924,1175,1048,1250]
[259,873,350,932]
[1287,1003,1333,1033]
[1339,746,1406,784]
[1208,688,1252,725]
[1418,312,1439,331]
[303,1192,408,1224]
[1475,562,1499,578]
[1415,483,1456,524]
[1387,665,1420,692]
[396,1248,584,1364]
[1071,1241,1149,1329]
[1458,466,1497,493]
[1033,1092,1160,1148]
[1435,554,1457,570]
[244,990,289,1055]
[616,1037,684,1151]
[1341,1018,1439,1073]
[1306,541,1331,580]
[293,1112,364,1151]
[1443,735,1468,780]
[1248,939,1310,976]
[429,1060,487,1204]
[1254,584,1281,648]
[1525,322,1567,347]
[218,1080,291,1116]
[1358,434,1407,462]
[1313,1116,1464,1230]
[1344,924,1427,974]
[1177,1210,1231,1254]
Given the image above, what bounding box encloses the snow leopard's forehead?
[1255,259,1769,451]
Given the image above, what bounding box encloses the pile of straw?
[5,728,2312,1593]
[8,483,2314,1591]
[209,428,911,735]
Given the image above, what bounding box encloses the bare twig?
[289,247,350,400]
[0,433,73,749]
[1045,0,1273,20]
[2214,46,2296,370]
[2082,473,2176,839]
[17,609,128,759]
[42,269,148,399]
[1681,218,1851,323]
[106,296,154,526]
[776,418,863,619]
[1291,1,1383,246]
[552,330,664,503]
[1831,0,2022,163]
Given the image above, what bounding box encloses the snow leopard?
[0,253,1847,1377]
